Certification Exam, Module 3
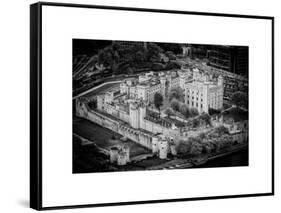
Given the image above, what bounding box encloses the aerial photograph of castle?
[72,39,249,173]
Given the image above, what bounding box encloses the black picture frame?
[30,1,275,210]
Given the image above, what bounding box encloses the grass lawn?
[73,117,150,157]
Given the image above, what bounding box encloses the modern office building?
[207,46,248,76]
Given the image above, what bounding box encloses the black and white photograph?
[73,39,249,173]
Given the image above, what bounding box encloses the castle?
[76,68,225,160]
[109,145,130,166]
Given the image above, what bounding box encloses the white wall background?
[0,0,279,212]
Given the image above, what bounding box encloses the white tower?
[152,137,159,154]
[129,103,140,129]
[193,68,200,80]
[158,139,169,159]
[139,102,147,129]
[218,75,223,86]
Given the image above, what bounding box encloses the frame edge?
[30,2,43,210]
[30,2,275,210]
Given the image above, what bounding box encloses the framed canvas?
[30,1,274,210]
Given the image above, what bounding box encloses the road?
[73,80,122,99]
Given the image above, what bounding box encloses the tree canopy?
[170,99,180,112]
[179,103,190,118]
[168,87,184,102]
[199,113,212,126]
[189,107,199,117]
[213,125,229,135]
[96,42,165,75]
[230,91,248,108]
[164,108,174,118]
[154,93,164,115]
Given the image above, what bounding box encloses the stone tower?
[179,71,186,89]
[152,136,159,154]
[160,76,166,97]
[218,75,223,86]
[129,103,140,129]
[139,102,147,129]
[158,139,169,159]
[75,98,88,118]
[193,68,200,80]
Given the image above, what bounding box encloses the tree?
[191,118,200,128]
[97,46,120,74]
[176,140,192,155]
[157,43,182,54]
[165,62,181,70]
[190,142,203,155]
[146,43,163,62]
[208,108,221,115]
[214,125,229,135]
[188,137,203,155]
[179,104,190,118]
[198,132,206,140]
[165,51,176,60]
[230,91,248,108]
[202,142,213,154]
[219,134,232,150]
[88,99,97,109]
[189,107,199,117]
[154,93,163,116]
[171,99,180,112]
[169,87,184,102]
[199,113,211,126]
[164,108,174,118]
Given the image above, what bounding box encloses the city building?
[113,41,147,50]
[207,45,248,76]
[76,68,225,160]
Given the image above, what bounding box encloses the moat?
[73,117,248,173]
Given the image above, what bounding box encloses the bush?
[176,140,192,155]
[164,108,174,117]
[208,108,221,115]
[165,61,181,70]
[171,99,180,112]
[191,118,200,128]
[179,103,190,118]
[190,107,199,117]
[165,51,176,60]
[151,63,165,71]
[214,125,229,135]
[199,113,211,126]
[230,91,248,108]
[168,87,184,102]
[190,142,203,155]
